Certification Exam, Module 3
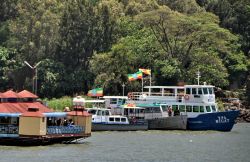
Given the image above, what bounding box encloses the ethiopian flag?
[139,68,151,75]
[87,88,103,97]
[128,71,143,81]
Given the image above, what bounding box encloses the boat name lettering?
[216,116,229,123]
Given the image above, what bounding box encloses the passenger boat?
[121,103,187,130]
[0,90,92,146]
[126,84,239,131]
[87,107,148,131]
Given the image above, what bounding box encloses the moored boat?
[126,84,239,131]
[87,107,148,131]
[122,103,187,130]
[0,90,92,146]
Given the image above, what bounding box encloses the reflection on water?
[0,123,249,162]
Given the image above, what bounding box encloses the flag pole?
[142,76,144,93]
[149,69,151,95]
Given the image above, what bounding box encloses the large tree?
[136,6,247,87]
[56,0,120,95]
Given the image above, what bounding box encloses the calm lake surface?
[0,123,249,162]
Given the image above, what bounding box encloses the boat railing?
[0,125,19,134]
[47,126,84,135]
[128,92,184,101]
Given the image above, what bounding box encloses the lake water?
[0,123,249,162]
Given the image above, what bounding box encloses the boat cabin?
[102,96,127,114]
[87,108,129,124]
[127,84,216,104]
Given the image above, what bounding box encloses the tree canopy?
[0,0,249,104]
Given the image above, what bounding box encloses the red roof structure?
[67,110,91,117]
[0,102,53,113]
[18,90,38,98]
[2,90,20,98]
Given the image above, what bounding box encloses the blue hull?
[187,110,240,131]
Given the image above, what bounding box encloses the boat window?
[208,88,213,94]
[145,107,151,113]
[109,117,114,121]
[115,118,120,122]
[110,98,117,104]
[172,105,178,111]
[198,88,203,95]
[203,88,208,95]
[121,118,126,122]
[105,110,110,116]
[88,109,97,115]
[211,105,216,112]
[102,111,105,116]
[129,109,134,113]
[0,117,11,124]
[179,105,185,112]
[161,105,168,112]
[118,99,125,105]
[154,107,161,113]
[186,105,192,112]
[200,106,204,112]
[192,88,197,95]
[193,106,199,112]
[186,88,191,94]
[206,106,211,112]
[97,110,102,115]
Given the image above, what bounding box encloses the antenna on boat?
[196,70,201,85]
[122,83,125,96]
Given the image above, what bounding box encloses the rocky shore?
[225,104,250,122]
[237,108,250,122]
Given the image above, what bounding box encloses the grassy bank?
[43,96,94,111]
[43,96,73,111]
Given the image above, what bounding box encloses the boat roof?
[103,96,128,99]
[108,115,127,118]
[0,113,21,117]
[84,100,105,103]
[122,105,145,109]
[1,90,20,98]
[86,107,110,111]
[144,86,184,89]
[18,90,38,98]
[0,102,53,113]
[144,85,214,89]
[43,112,67,117]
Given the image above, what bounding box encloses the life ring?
[184,95,190,100]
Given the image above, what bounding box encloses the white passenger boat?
[87,108,148,131]
[126,84,239,131]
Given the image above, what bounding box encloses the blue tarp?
[43,112,67,117]
[0,113,21,117]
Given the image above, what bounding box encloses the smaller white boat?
[87,108,148,131]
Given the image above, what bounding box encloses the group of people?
[47,118,74,127]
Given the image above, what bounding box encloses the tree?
[7,0,62,62]
[37,59,65,98]
[0,46,22,90]
[158,0,204,14]
[136,6,247,87]
[90,18,161,94]
[56,0,112,95]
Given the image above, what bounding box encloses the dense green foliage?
[0,0,249,104]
